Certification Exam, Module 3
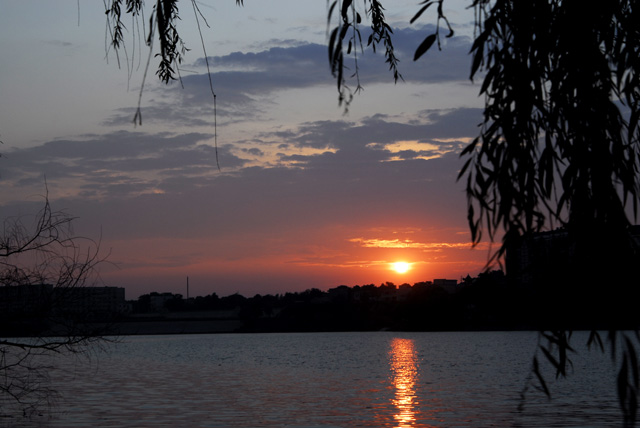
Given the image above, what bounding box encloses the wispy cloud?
[2,106,483,203]
[348,238,476,251]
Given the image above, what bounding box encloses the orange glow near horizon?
[102,227,491,298]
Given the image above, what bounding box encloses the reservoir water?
[3,331,624,427]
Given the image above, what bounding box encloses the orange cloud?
[348,238,483,251]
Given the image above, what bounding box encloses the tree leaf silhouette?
[414,34,436,61]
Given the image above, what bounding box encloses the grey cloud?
[3,108,479,199]
[241,147,265,157]
[273,108,482,154]
[179,25,471,106]
[250,38,315,51]
[2,107,478,244]
[0,131,247,200]
[103,26,474,129]
[190,25,471,88]
[103,106,217,128]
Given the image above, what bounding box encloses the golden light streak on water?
[389,338,419,427]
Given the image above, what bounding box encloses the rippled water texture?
[2,331,623,427]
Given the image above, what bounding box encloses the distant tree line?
[126,270,629,332]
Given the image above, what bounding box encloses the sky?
[0,1,494,299]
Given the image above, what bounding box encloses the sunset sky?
[0,1,494,299]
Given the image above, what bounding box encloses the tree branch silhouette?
[0,191,113,417]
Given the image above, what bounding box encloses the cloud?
[190,25,472,87]
[101,25,475,128]
[2,106,482,203]
[0,131,246,201]
[348,238,474,250]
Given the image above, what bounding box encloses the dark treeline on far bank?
[119,268,638,333]
[130,271,517,332]
[3,265,639,337]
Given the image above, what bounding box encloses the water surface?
[3,331,622,427]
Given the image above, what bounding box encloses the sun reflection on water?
[389,338,419,427]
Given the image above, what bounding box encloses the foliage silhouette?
[100,0,640,425]
[0,193,113,417]
[330,3,640,425]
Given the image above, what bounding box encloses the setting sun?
[392,262,411,274]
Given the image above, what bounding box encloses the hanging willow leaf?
[414,34,436,61]
[410,1,435,24]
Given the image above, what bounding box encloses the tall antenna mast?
[186,276,189,300]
